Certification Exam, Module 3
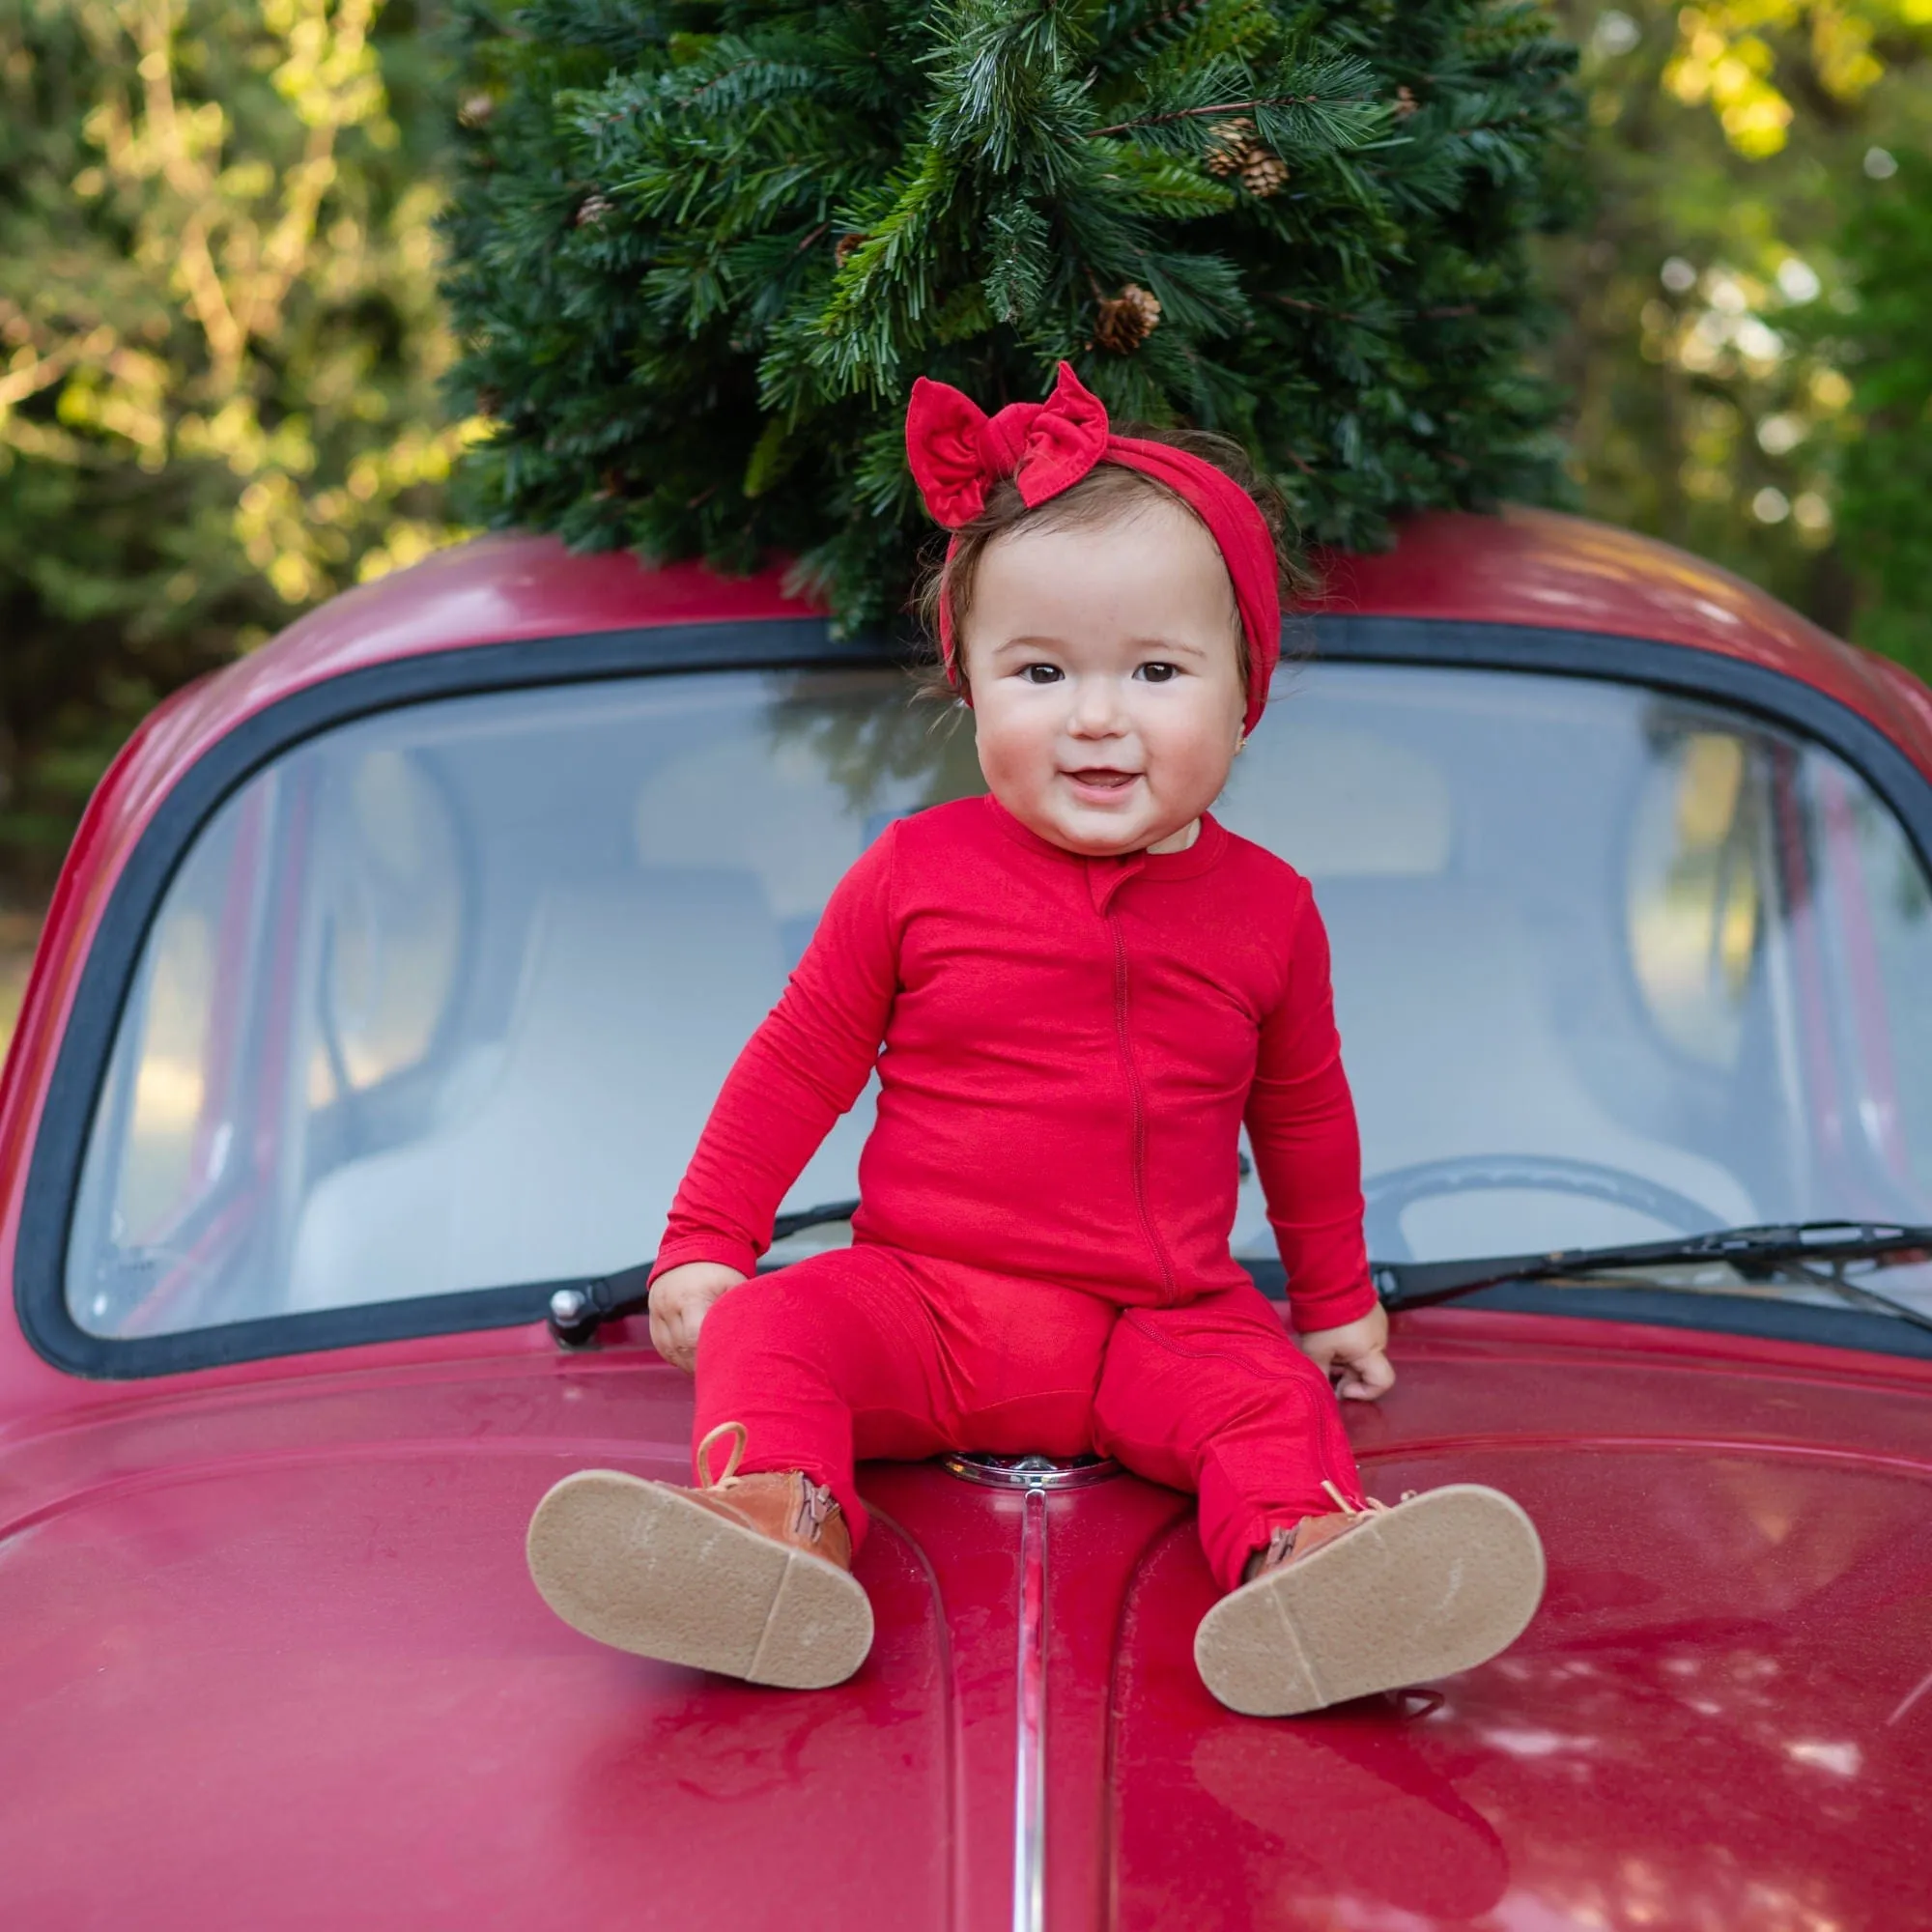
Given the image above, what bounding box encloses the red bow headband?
[904,361,1280,736]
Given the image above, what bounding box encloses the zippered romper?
[647,791,1380,1593]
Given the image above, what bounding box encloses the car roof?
[122,506,1932,797]
[1313,507,1932,783]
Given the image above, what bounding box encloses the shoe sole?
[1194,1484,1546,1717]
[526,1469,874,1690]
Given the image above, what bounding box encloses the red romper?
[647,792,1379,1592]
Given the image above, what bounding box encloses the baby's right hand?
[647,1263,748,1373]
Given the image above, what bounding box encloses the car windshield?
[66,659,1932,1341]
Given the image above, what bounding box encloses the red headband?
[905,360,1280,735]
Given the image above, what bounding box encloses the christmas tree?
[441,0,1579,628]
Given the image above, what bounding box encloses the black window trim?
[17,611,1932,1378]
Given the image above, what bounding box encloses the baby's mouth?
[1065,767,1140,794]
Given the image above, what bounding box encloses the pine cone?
[1394,85,1419,118]
[1204,116,1287,197]
[575,193,614,228]
[1094,283,1162,355]
[1204,117,1256,178]
[1239,151,1290,197]
[457,93,496,128]
[475,385,503,416]
[833,232,869,268]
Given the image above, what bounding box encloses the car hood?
[2,1310,1930,1931]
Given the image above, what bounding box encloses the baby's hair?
[910,422,1314,704]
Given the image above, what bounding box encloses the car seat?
[285,866,867,1311]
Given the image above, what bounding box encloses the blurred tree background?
[1547,0,1932,676]
[0,0,1929,983]
[0,0,479,910]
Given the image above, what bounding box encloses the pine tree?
[442,0,1579,628]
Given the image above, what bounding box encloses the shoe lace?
[696,1420,747,1490]
[696,1421,836,1546]
[1320,1478,1419,1517]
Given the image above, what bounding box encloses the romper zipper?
[1109,913,1178,1300]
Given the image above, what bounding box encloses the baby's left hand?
[1296,1301,1396,1401]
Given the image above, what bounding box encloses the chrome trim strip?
[943,1451,1122,1491]
[943,1453,1122,1928]
[1012,1472,1049,1932]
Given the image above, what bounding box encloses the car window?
[65,660,1932,1341]
[1217,666,1932,1264]
[1822,758,1932,1205]
[312,748,465,1098]
[102,793,257,1252]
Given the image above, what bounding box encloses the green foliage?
[1824,150,1932,679]
[0,0,467,889]
[1547,2,1932,651]
[442,0,1581,630]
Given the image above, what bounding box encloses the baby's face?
[960,497,1249,857]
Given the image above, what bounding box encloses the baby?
[526,362,1545,1715]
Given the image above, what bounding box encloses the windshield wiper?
[543,1211,1932,1349]
[545,1199,861,1348]
[1378,1220,1932,1333]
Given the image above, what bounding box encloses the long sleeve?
[1243,879,1378,1333]
[646,822,903,1285]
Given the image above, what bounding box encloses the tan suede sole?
[526,1469,874,1689]
[1194,1484,1546,1717]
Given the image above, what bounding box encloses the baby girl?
[526,363,1545,1716]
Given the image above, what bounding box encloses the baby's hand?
[647,1263,747,1374]
[1296,1301,1396,1402]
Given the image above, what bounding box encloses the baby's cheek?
[972,704,1054,792]
[1147,715,1239,797]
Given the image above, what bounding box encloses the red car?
[3,509,1931,1930]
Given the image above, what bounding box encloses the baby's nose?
[1068,675,1129,731]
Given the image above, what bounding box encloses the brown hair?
[910,423,1313,704]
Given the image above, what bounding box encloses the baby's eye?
[1020,664,1064,685]
[1137,662,1180,683]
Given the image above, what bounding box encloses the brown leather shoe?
[1197,1479,1547,1717]
[526,1423,873,1689]
[1240,1505,1373,1582]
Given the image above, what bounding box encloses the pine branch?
[983,193,1051,322]
[443,0,1583,604]
[1091,95,1340,137]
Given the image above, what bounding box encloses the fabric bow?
[905,361,1111,528]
